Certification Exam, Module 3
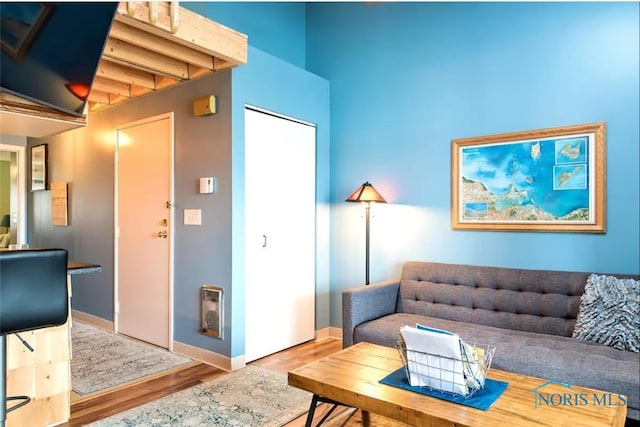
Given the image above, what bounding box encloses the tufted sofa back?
[398,261,595,337]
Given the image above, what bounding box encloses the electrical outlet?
[184,209,202,225]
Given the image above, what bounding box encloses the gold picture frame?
[451,122,606,233]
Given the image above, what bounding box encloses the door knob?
[158,230,168,239]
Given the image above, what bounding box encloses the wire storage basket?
[396,337,496,398]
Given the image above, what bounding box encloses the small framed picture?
[31,144,48,191]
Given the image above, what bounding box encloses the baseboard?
[70,311,340,372]
[316,327,342,340]
[72,310,114,332]
[172,340,244,372]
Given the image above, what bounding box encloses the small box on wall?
[193,95,217,117]
[199,177,216,194]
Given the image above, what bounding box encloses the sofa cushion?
[398,262,590,337]
[354,312,639,419]
[572,274,639,352]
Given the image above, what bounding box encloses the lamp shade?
[345,182,387,203]
[0,215,9,228]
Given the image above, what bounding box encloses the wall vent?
[200,285,223,339]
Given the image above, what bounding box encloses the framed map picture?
[451,122,606,233]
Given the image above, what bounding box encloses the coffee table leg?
[304,394,345,427]
[305,394,320,427]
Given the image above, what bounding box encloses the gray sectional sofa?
[342,261,640,420]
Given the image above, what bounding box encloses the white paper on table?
[400,325,467,395]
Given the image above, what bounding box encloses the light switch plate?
[184,209,202,225]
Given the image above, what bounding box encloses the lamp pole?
[365,202,371,285]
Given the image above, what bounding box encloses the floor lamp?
[346,182,387,285]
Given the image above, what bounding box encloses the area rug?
[87,364,312,426]
[71,321,194,395]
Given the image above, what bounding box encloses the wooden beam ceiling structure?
[0,2,247,137]
[89,1,248,111]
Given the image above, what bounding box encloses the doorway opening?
[0,142,26,247]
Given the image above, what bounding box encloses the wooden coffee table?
[288,342,627,427]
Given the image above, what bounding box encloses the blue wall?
[305,2,640,326]
[230,46,330,358]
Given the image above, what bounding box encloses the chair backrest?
[0,249,69,335]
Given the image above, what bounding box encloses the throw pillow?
[573,274,639,352]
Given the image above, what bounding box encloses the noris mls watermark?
[531,380,627,409]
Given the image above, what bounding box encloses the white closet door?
[245,108,316,362]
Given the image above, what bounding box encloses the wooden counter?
[6,261,101,427]
[6,324,71,427]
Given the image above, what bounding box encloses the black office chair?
[0,249,69,427]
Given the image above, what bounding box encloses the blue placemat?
[379,367,508,411]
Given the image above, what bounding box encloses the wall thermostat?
[200,177,216,194]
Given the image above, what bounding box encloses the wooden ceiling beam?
[109,21,214,70]
[188,64,211,79]
[88,89,112,105]
[108,94,129,106]
[92,76,132,98]
[131,85,154,97]
[116,2,247,66]
[103,38,190,80]
[88,101,101,111]
[85,3,248,112]
[154,75,179,90]
[96,60,156,89]
[213,57,236,72]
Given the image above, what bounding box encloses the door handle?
[262,234,267,247]
[158,230,168,239]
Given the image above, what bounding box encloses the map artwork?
[460,135,592,223]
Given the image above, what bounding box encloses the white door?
[116,114,173,349]
[244,107,316,362]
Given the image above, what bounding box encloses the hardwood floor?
[61,337,403,426]
[62,363,225,426]
[57,337,640,427]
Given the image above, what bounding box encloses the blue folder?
[379,367,508,411]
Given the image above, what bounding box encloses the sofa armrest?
[342,279,400,348]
